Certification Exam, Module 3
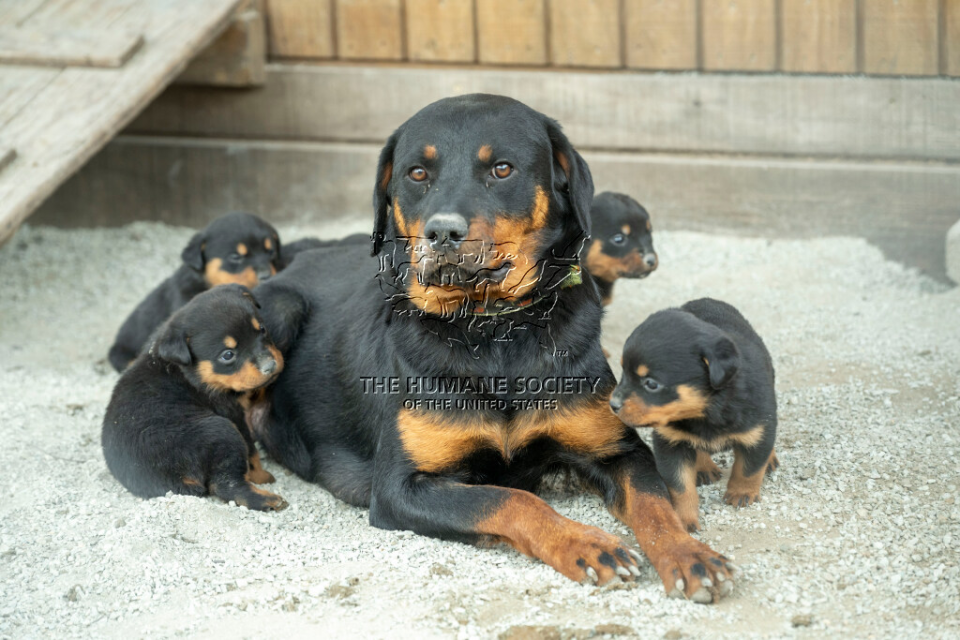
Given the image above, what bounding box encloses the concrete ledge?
[128,64,960,161]
[33,135,960,280]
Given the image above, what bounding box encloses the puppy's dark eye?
[229,253,244,263]
[492,163,513,179]
[408,167,428,182]
[219,350,236,364]
[259,325,267,336]
[611,233,626,245]
[643,378,662,392]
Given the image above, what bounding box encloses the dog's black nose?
[609,394,624,413]
[424,213,469,249]
[257,357,277,375]
[643,253,658,268]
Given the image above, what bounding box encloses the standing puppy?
[584,192,658,305]
[102,284,286,510]
[610,298,778,531]
[108,212,282,372]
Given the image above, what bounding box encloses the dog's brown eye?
[219,350,236,364]
[492,163,513,179]
[643,378,662,392]
[408,167,427,182]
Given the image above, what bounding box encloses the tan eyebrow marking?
[424,145,437,160]
[236,243,248,256]
[478,145,492,162]
[224,336,237,349]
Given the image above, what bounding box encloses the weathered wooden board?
[0,66,59,129]
[178,5,266,86]
[335,0,403,60]
[34,135,960,279]
[0,0,244,245]
[780,0,856,73]
[946,0,960,76]
[702,0,776,71]
[0,0,48,27]
[406,0,474,62]
[549,0,621,67]
[264,0,335,58]
[128,65,960,161]
[624,0,697,70]
[862,0,939,76]
[476,0,546,65]
[0,27,144,67]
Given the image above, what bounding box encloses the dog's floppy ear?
[372,129,401,256]
[181,231,205,271]
[156,322,192,366]
[237,285,262,309]
[545,118,594,239]
[701,334,740,390]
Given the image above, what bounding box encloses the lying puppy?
[584,192,657,306]
[610,298,778,531]
[108,212,282,372]
[102,284,287,511]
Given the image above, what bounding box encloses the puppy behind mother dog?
[251,94,735,602]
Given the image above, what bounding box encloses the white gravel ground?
[1,219,959,639]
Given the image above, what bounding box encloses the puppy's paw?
[723,489,760,508]
[246,468,276,484]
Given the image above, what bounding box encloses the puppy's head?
[371,94,593,317]
[585,192,657,283]
[153,284,284,394]
[609,309,740,428]
[181,212,282,289]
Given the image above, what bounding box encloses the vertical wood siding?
[263,0,958,76]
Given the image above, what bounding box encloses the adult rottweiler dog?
[252,95,735,602]
[108,212,282,372]
[585,192,658,306]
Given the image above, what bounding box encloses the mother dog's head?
[372,94,594,317]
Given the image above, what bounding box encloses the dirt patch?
[0,221,958,638]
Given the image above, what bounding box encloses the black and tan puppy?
[610,298,778,531]
[102,284,287,511]
[108,212,282,372]
[585,192,657,306]
[251,94,735,603]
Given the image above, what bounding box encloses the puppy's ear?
[372,129,401,256]
[238,285,262,309]
[545,118,594,239]
[156,323,192,366]
[181,232,205,271]
[701,335,740,390]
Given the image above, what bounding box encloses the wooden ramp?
[0,0,242,244]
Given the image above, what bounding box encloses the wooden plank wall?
[262,0,960,76]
